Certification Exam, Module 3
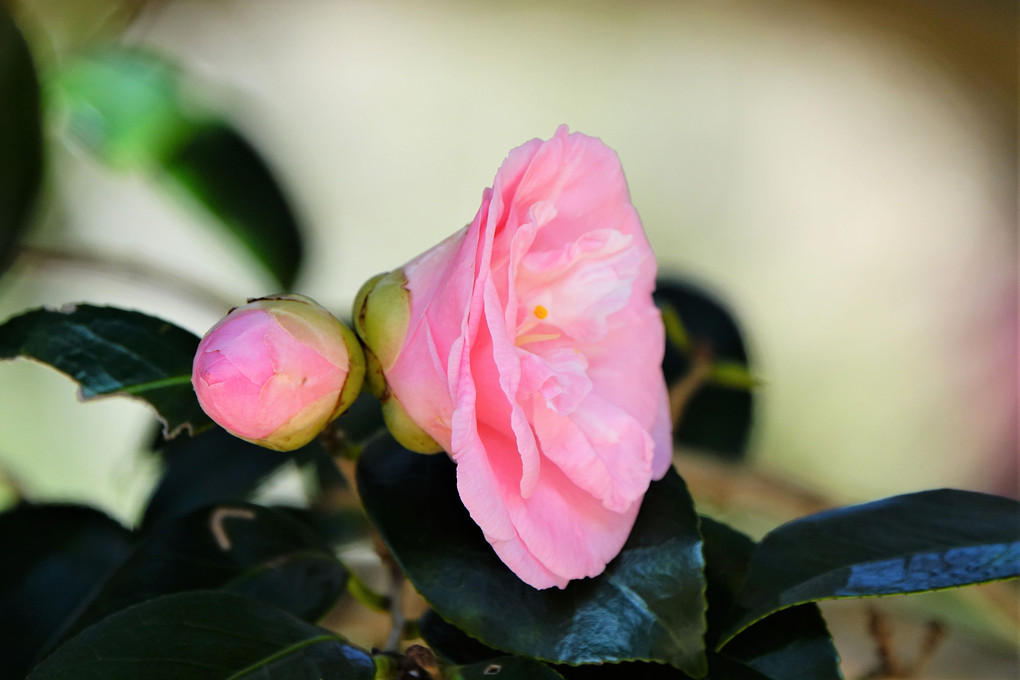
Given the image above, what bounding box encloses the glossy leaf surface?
[0,305,207,436]
[358,435,707,676]
[0,6,42,274]
[419,609,504,665]
[700,518,840,680]
[29,591,374,680]
[452,656,565,680]
[0,504,132,679]
[61,503,347,643]
[555,655,772,680]
[719,489,1020,646]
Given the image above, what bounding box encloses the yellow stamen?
[534,305,549,319]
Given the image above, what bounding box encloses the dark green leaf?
[419,609,504,665]
[555,655,772,680]
[700,517,840,680]
[423,616,753,680]
[29,591,374,680]
[164,122,303,289]
[0,504,132,679]
[142,425,311,531]
[276,505,372,552]
[60,503,347,643]
[702,655,776,680]
[719,608,841,680]
[700,517,757,646]
[555,661,685,679]
[719,489,1020,647]
[144,424,371,552]
[0,5,42,275]
[357,436,707,676]
[0,304,208,436]
[654,278,754,460]
[451,656,565,680]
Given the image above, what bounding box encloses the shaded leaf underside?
[0,304,208,436]
[357,435,708,676]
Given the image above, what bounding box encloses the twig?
[315,427,362,510]
[16,244,238,313]
[383,553,407,652]
[865,607,902,678]
[861,607,946,680]
[906,620,945,678]
[669,346,714,428]
[317,427,409,652]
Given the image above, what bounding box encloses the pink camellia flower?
[356,126,672,589]
[193,294,365,451]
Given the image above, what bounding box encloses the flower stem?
[383,554,407,652]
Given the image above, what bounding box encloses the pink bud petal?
[192,295,364,451]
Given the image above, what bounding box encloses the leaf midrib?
[223,634,340,679]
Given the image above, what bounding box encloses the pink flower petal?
[380,127,671,588]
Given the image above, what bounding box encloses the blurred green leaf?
[53,48,304,289]
[719,489,1020,648]
[357,436,708,676]
[0,304,208,436]
[29,591,374,680]
[700,518,840,680]
[59,503,347,644]
[164,122,304,289]
[0,504,133,679]
[0,6,43,274]
[654,278,754,460]
[52,47,191,168]
[707,361,758,391]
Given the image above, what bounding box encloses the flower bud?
[353,270,442,454]
[192,294,365,451]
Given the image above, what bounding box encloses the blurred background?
[0,0,1015,677]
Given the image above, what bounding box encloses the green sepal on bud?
[353,271,442,454]
[380,397,443,455]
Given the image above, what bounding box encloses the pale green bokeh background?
[0,0,1016,675]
